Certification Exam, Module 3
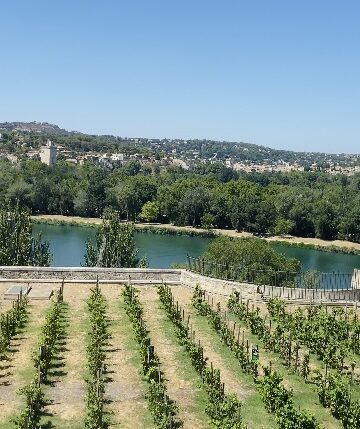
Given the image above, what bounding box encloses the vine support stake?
[37,364,42,387]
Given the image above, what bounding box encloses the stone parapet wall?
[180,270,257,299]
[0,266,181,284]
[180,270,360,303]
[0,266,359,303]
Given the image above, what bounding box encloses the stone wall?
[0,266,181,284]
[1,266,359,303]
[180,270,360,303]
[180,270,258,299]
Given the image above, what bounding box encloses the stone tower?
[40,140,57,166]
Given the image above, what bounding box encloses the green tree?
[201,213,216,229]
[6,180,33,208]
[110,176,157,221]
[314,200,338,240]
[124,160,141,176]
[181,187,211,227]
[303,270,321,289]
[202,236,300,286]
[274,218,295,236]
[0,205,52,266]
[84,209,140,267]
[139,201,159,222]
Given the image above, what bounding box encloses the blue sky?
[1,0,359,153]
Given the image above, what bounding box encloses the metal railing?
[187,255,354,291]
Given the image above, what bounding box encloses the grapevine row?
[14,288,65,429]
[227,292,306,371]
[85,284,110,429]
[192,285,320,429]
[33,290,65,383]
[266,298,360,369]
[123,284,180,428]
[158,283,245,429]
[228,292,360,428]
[0,292,28,358]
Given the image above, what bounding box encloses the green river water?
[33,224,360,273]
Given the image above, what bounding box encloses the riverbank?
[31,215,216,238]
[32,214,360,255]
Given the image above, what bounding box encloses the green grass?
[41,301,84,429]
[224,307,343,428]
[0,301,85,429]
[112,299,157,429]
[188,312,278,429]
[156,313,210,426]
[13,303,50,385]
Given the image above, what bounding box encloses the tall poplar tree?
[0,205,52,266]
[84,209,141,267]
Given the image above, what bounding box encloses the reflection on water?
[33,224,211,268]
[33,223,360,272]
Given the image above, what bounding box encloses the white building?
[111,153,125,161]
[40,140,57,166]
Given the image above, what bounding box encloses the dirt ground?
[0,282,154,428]
[0,281,354,428]
[43,282,89,425]
[170,286,256,401]
[102,284,154,429]
[139,286,208,429]
[0,282,51,422]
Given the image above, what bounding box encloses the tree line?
[1,158,360,241]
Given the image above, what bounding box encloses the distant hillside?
[0,121,76,135]
[0,121,359,167]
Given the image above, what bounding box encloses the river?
[33,224,360,272]
[33,223,210,269]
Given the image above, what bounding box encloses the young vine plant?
[85,284,111,429]
[0,293,28,359]
[14,289,65,429]
[192,285,320,429]
[158,283,245,429]
[123,284,181,428]
[228,292,360,429]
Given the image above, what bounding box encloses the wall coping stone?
[0,266,181,273]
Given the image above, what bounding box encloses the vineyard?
[1,281,360,429]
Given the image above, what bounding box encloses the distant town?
[1,121,360,175]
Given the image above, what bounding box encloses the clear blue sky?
[1,0,359,153]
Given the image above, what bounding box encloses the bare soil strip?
[0,299,50,424]
[170,285,277,429]
[139,286,209,429]
[102,284,156,429]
